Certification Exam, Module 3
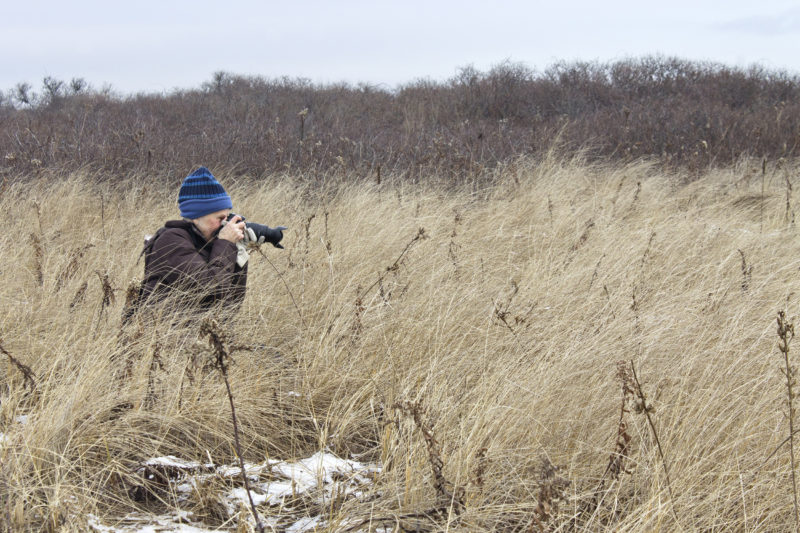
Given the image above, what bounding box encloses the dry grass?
[1,156,800,531]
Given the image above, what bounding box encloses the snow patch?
[90,451,381,532]
[287,515,322,532]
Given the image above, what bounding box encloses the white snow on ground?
[286,515,322,532]
[215,460,278,478]
[229,487,269,507]
[88,512,224,532]
[88,451,381,532]
[143,455,212,470]
[0,415,29,449]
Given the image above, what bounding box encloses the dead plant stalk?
[200,319,264,533]
[630,360,680,526]
[778,310,799,528]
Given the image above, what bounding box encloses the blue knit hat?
[178,167,233,219]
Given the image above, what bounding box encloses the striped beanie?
[178,167,233,219]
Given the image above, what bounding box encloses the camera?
[225,213,286,249]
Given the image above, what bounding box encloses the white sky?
[4,0,800,95]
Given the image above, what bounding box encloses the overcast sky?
[4,0,800,95]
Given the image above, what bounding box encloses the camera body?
[226,212,247,224]
[225,213,285,249]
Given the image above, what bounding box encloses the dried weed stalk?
[493,280,520,335]
[32,199,43,235]
[199,318,264,533]
[639,231,656,272]
[358,227,427,301]
[143,342,164,409]
[394,400,464,513]
[777,310,799,528]
[120,277,142,325]
[631,181,642,206]
[603,284,616,320]
[761,157,767,233]
[531,457,570,532]
[324,210,331,252]
[30,232,44,287]
[334,228,426,343]
[577,361,634,526]
[611,174,627,209]
[95,270,116,312]
[0,340,35,391]
[589,254,605,290]
[69,281,88,309]
[54,244,93,291]
[92,270,117,337]
[303,212,315,259]
[351,286,365,341]
[630,360,679,523]
[606,361,635,481]
[471,446,488,493]
[571,219,595,252]
[738,249,753,292]
[448,210,463,273]
[562,219,595,270]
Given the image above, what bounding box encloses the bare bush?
[2,57,799,183]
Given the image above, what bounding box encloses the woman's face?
[192,209,231,241]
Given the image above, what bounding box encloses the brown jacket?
[141,220,247,311]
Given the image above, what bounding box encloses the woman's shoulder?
[151,221,197,248]
[163,220,194,232]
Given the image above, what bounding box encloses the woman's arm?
[147,228,242,296]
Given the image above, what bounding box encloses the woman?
[141,167,250,312]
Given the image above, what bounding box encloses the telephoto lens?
[225,213,286,248]
[245,222,286,248]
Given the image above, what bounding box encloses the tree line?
[1,56,798,183]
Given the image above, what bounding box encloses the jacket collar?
[165,219,213,250]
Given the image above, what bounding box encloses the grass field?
[1,155,800,531]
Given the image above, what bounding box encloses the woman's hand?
[218,215,245,243]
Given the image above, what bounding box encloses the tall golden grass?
[1,155,799,531]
